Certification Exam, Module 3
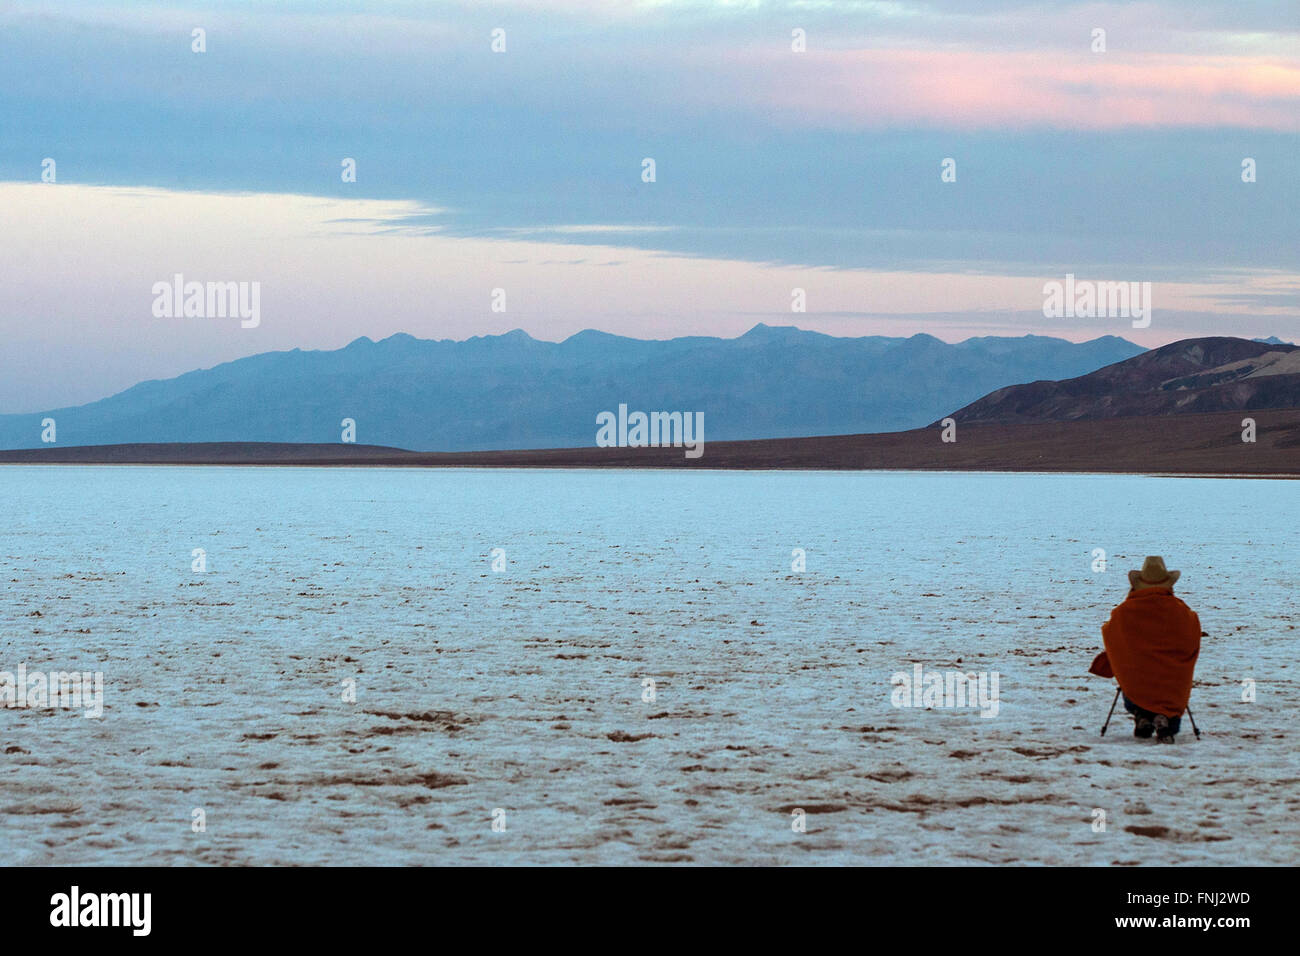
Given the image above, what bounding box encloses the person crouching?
[1090,556,1202,743]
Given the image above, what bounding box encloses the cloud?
[1,1,1297,407]
[2,181,1295,413]
[741,50,1300,130]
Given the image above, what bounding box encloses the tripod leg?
[1100,686,1122,736]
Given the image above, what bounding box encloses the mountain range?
[0,326,1145,451]
[949,337,1300,424]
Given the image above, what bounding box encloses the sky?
[1,0,1297,411]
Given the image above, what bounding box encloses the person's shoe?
[1134,717,1154,738]
[1154,714,1175,744]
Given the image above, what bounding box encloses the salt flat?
[1,467,1295,865]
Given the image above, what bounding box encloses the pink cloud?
[734,50,1300,130]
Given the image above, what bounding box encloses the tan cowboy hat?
[1128,555,1180,589]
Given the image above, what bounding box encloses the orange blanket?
[1095,588,1201,717]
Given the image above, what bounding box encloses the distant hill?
[948,336,1300,424]
[0,326,1143,451]
[5,409,1298,475]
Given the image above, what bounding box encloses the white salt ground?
[1,467,1295,865]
